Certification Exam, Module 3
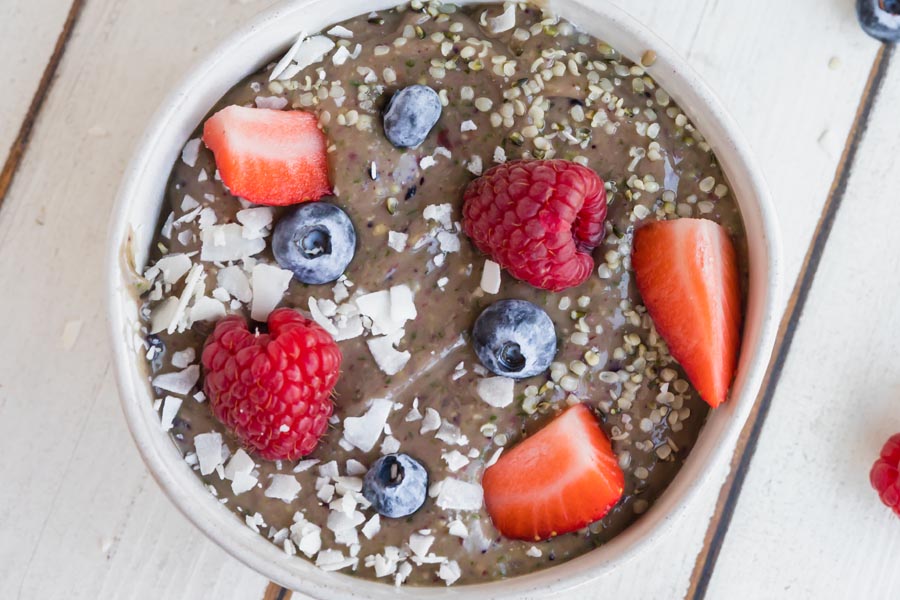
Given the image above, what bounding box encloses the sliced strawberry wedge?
[202,105,331,206]
[482,404,624,541]
[632,218,742,408]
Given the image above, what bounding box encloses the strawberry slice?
[482,404,624,541]
[202,105,331,206]
[632,218,742,408]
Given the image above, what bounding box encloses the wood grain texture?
[0,0,76,181]
[702,50,900,600]
[0,0,884,598]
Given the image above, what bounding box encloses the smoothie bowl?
[107,0,782,597]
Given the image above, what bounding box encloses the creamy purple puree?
[137,0,746,587]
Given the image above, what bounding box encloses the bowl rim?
[106,0,784,597]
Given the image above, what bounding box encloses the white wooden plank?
[0,1,881,599]
[0,0,73,163]
[704,53,900,600]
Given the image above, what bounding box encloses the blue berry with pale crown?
[272,201,356,285]
[857,0,900,42]
[472,299,558,379]
[362,453,428,518]
[382,85,442,148]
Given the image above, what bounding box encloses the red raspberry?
[462,159,607,292]
[871,433,900,516]
[201,308,342,461]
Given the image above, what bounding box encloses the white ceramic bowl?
[107,0,783,597]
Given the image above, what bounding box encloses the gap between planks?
[263,582,292,600]
[686,42,896,600]
[0,0,86,210]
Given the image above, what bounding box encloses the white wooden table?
[1,1,898,598]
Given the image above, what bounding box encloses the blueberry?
[857,0,900,42]
[362,453,428,518]
[272,201,356,285]
[472,299,557,379]
[382,85,442,148]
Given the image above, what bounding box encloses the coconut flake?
[152,254,192,285]
[217,265,252,303]
[355,285,416,336]
[405,398,423,422]
[246,512,266,533]
[435,420,469,446]
[160,396,182,432]
[201,224,265,262]
[251,264,293,321]
[460,120,477,132]
[448,519,469,539]
[290,515,323,557]
[367,333,411,376]
[327,25,354,38]
[189,296,226,324]
[266,475,302,503]
[237,207,275,239]
[279,35,335,80]
[486,2,516,33]
[387,231,408,252]
[437,560,461,585]
[194,432,225,476]
[150,297,179,334]
[270,31,307,81]
[152,365,200,395]
[166,264,204,334]
[343,398,392,452]
[437,231,460,254]
[336,317,365,342]
[423,203,453,229]
[380,435,401,455]
[441,450,470,473]
[395,560,413,586]
[182,138,201,167]
[332,45,352,66]
[476,376,515,408]
[436,478,483,511]
[308,297,339,336]
[467,155,483,176]
[180,195,200,212]
[293,458,320,474]
[480,260,501,294]
[408,533,435,558]
[224,449,255,480]
[316,549,356,572]
[198,207,217,228]
[389,285,417,325]
[420,408,441,434]
[361,514,381,539]
[231,471,258,495]
[171,348,195,369]
[485,447,504,468]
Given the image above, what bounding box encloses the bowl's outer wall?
[106,0,783,597]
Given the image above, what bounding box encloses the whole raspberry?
[201,308,342,461]
[871,433,900,516]
[462,159,607,292]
